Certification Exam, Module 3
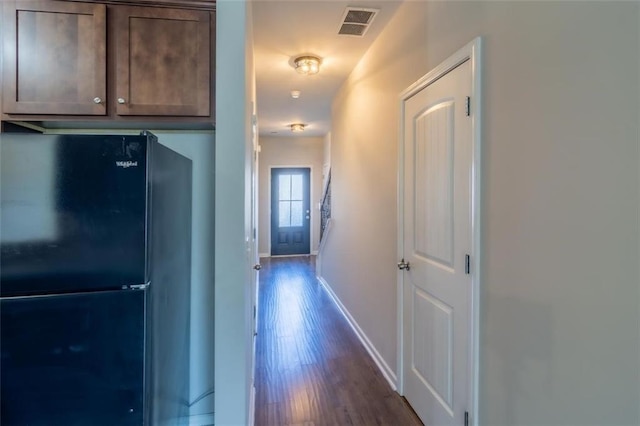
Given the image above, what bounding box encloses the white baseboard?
[248,385,256,426]
[316,276,398,390]
[188,413,214,426]
[188,391,214,426]
[158,415,192,426]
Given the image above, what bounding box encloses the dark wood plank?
[255,256,423,426]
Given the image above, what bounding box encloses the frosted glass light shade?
[294,56,321,75]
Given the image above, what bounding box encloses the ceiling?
[252,0,402,137]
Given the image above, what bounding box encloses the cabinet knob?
[117,98,126,104]
[93,97,102,104]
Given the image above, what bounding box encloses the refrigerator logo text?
[115,161,138,168]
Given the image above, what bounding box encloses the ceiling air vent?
[338,7,378,37]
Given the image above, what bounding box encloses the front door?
[271,168,310,256]
[401,58,474,425]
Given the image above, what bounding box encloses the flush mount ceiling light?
[290,123,306,132]
[293,55,321,75]
[291,90,301,99]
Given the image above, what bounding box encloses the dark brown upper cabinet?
[1,0,214,122]
[2,1,107,115]
[113,6,210,116]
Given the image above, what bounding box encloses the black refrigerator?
[0,132,193,425]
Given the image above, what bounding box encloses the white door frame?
[397,37,482,425]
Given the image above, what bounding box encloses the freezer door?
[0,290,145,425]
[0,134,148,296]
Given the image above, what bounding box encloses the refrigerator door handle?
[127,284,149,290]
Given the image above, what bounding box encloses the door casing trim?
[396,37,482,426]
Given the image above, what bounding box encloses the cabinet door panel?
[114,6,210,116]
[2,1,106,115]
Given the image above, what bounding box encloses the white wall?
[215,0,255,424]
[258,136,324,256]
[153,132,215,420]
[321,2,640,425]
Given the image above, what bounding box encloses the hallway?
[254,256,422,425]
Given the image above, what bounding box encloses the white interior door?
[401,58,473,426]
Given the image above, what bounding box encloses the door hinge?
[465,96,471,116]
[464,411,469,426]
[465,254,471,274]
[253,305,256,319]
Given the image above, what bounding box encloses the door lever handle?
[397,259,410,271]
[253,264,262,271]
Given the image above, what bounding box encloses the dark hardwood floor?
[255,256,422,426]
